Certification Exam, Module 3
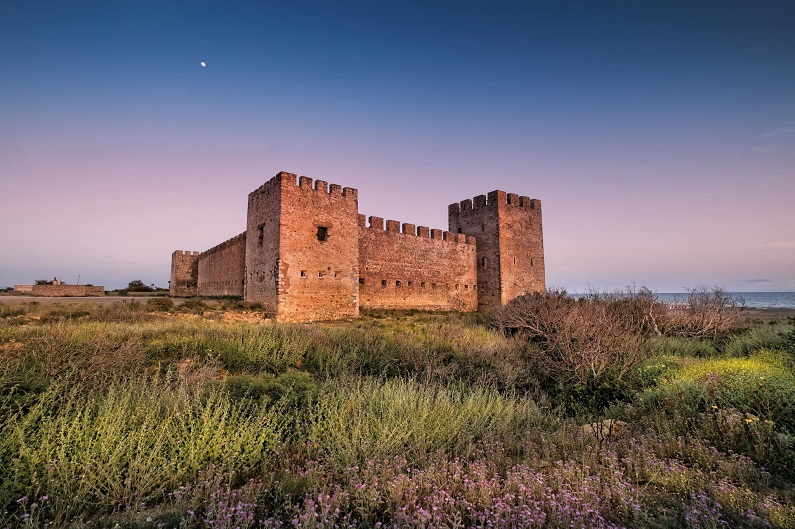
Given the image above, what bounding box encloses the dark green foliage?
[146,297,174,311]
[127,279,155,292]
[222,371,318,411]
[179,298,210,313]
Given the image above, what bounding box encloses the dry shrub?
[494,288,657,391]
[657,285,745,339]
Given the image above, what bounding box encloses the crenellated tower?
[169,250,200,297]
[245,171,360,322]
[172,170,546,320]
[448,190,545,310]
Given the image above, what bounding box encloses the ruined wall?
[30,285,105,296]
[359,216,477,311]
[170,250,199,297]
[13,285,33,293]
[449,191,545,309]
[197,232,246,297]
[276,174,360,322]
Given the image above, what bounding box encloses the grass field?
[1,298,794,528]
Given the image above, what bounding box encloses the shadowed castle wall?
[170,250,199,297]
[449,191,545,309]
[358,216,477,311]
[197,232,246,297]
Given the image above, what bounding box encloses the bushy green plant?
[221,370,318,411]
[720,323,790,357]
[306,377,548,468]
[647,335,718,358]
[146,297,174,311]
[0,376,282,524]
[179,298,210,313]
[639,350,795,434]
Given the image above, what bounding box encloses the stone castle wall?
[275,173,359,322]
[197,233,246,297]
[358,216,477,311]
[245,177,283,314]
[172,170,546,321]
[449,191,544,309]
[170,250,199,297]
[30,285,104,296]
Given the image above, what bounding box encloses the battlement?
[176,168,544,319]
[448,191,541,215]
[360,214,476,245]
[202,232,246,255]
[249,171,357,202]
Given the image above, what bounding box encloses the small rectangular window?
[316,226,329,242]
[300,270,307,278]
[318,271,326,278]
[257,225,264,247]
[421,282,426,288]
[408,281,413,287]
[381,280,387,287]
[359,278,365,285]
[396,280,402,287]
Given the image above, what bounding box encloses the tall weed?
[306,377,549,468]
[0,376,282,524]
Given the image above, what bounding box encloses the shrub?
[180,298,210,313]
[306,377,547,468]
[0,377,282,524]
[639,350,795,434]
[146,297,174,311]
[494,288,655,393]
[222,370,318,412]
[657,286,746,339]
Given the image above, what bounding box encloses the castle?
[170,171,545,322]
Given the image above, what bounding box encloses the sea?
[656,292,795,310]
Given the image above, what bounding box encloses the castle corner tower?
[448,190,545,309]
[245,172,360,322]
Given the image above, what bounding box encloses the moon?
[200,61,206,67]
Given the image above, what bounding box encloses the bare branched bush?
[494,288,658,391]
[657,285,745,339]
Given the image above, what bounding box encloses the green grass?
[1,300,794,528]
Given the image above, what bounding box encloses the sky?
[1,0,793,292]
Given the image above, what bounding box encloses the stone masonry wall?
[496,193,545,303]
[276,173,360,322]
[359,216,477,311]
[449,191,545,309]
[170,250,200,297]
[197,232,246,297]
[30,285,105,296]
[245,176,283,315]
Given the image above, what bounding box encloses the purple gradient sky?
[1,1,793,292]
